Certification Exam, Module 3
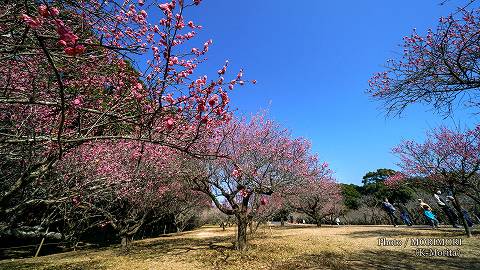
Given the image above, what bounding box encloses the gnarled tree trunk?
[236,212,248,252]
[451,193,472,237]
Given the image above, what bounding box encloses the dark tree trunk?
[236,213,248,252]
[121,236,129,248]
[315,214,321,227]
[342,214,349,225]
[452,195,472,237]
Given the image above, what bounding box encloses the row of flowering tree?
[56,141,210,246]
[0,0,247,248]
[1,0,341,254]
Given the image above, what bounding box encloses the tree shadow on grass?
[272,251,349,270]
[0,259,107,270]
[274,248,480,270]
[0,234,234,270]
[347,249,480,270]
[128,234,234,255]
[346,228,467,239]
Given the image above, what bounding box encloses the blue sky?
[183,0,479,185]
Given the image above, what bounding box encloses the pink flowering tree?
[187,114,322,251]
[391,125,480,237]
[0,0,250,230]
[56,140,209,246]
[368,7,480,115]
[287,166,343,226]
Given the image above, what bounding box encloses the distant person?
[382,198,399,227]
[395,203,413,226]
[418,199,438,228]
[446,196,474,227]
[434,190,459,228]
[335,217,341,226]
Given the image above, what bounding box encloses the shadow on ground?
[0,260,107,270]
[274,249,480,270]
[1,227,478,270]
[345,226,471,239]
[0,233,236,270]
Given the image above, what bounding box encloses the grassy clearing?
[1,224,479,270]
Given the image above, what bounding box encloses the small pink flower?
[208,95,218,106]
[197,103,206,112]
[159,3,171,12]
[232,169,241,178]
[260,197,268,205]
[58,40,67,47]
[73,98,82,106]
[38,5,49,17]
[166,117,175,129]
[74,45,86,54]
[21,14,42,28]
[64,47,76,56]
[50,7,60,16]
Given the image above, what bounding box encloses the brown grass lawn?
[1,224,479,270]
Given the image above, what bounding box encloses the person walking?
[434,190,459,228]
[447,196,474,227]
[396,203,413,226]
[418,199,439,228]
[382,198,399,227]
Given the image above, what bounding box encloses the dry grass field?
[1,224,479,270]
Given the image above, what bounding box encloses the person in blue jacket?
[418,199,439,228]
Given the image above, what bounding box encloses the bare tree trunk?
[452,195,472,237]
[121,236,129,249]
[342,214,349,225]
[236,213,248,252]
[248,220,254,235]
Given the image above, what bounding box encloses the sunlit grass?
[1,224,479,270]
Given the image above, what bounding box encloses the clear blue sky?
[183,0,479,185]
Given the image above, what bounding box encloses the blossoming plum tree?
[287,168,343,226]
[368,7,480,115]
[389,126,480,237]
[56,140,209,246]
[187,114,330,251]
